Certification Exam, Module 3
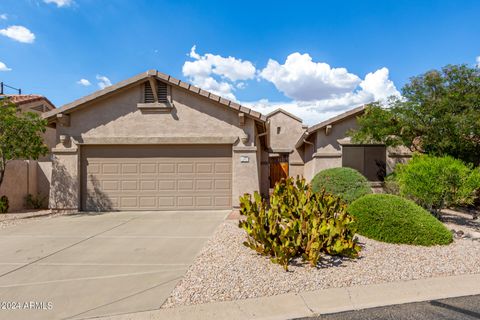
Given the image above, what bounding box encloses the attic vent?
[144,80,169,103]
[31,104,46,112]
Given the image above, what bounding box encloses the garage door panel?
[196,163,213,173]
[215,163,231,173]
[177,197,194,207]
[158,163,175,173]
[121,163,138,174]
[196,196,212,207]
[158,180,176,191]
[102,181,119,191]
[177,163,194,173]
[196,180,213,190]
[102,163,120,174]
[214,196,230,207]
[139,197,156,208]
[178,180,194,190]
[158,197,175,208]
[140,163,157,174]
[82,145,232,211]
[215,179,231,190]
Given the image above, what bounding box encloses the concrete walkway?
[96,273,480,320]
[0,210,228,320]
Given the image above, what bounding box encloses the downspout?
[302,139,314,146]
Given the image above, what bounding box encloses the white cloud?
[96,75,112,89]
[77,78,91,86]
[476,56,480,68]
[0,61,12,71]
[359,67,399,101]
[0,14,7,20]
[247,67,400,125]
[181,48,400,125]
[260,52,361,101]
[43,0,73,7]
[184,45,256,81]
[182,45,256,100]
[0,25,35,43]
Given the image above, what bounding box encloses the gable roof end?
[266,108,303,123]
[295,105,366,148]
[43,69,267,122]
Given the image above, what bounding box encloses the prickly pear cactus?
[238,177,361,271]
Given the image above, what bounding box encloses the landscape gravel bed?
[0,210,62,229]
[162,212,480,308]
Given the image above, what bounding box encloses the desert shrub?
[383,173,400,195]
[0,195,9,213]
[25,193,47,209]
[311,167,372,203]
[348,194,453,246]
[238,177,361,271]
[395,154,480,217]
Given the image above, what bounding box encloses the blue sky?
[1,0,479,124]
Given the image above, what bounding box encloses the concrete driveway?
[0,210,228,320]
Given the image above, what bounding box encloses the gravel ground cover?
[0,210,62,228]
[163,210,480,308]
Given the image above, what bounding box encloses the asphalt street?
[297,295,480,320]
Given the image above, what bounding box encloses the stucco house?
[44,70,410,212]
[0,94,56,211]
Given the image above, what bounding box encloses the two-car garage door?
[81,145,232,211]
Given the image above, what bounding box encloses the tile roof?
[0,94,55,109]
[43,70,267,122]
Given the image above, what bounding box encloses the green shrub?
[348,194,453,246]
[311,167,372,203]
[25,193,47,209]
[383,173,400,195]
[395,154,480,217]
[238,177,361,271]
[0,195,9,213]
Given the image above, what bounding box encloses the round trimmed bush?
[311,167,371,203]
[348,194,453,246]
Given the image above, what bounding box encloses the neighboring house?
[43,70,410,212]
[0,94,56,211]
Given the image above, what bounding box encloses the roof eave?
[43,69,267,123]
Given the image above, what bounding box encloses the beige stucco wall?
[0,160,39,211]
[302,117,358,181]
[386,145,412,174]
[50,82,262,210]
[267,111,307,181]
[50,150,79,211]
[303,116,412,181]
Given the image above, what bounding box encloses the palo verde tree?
[349,64,480,165]
[0,97,48,190]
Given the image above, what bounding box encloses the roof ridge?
[44,70,267,122]
[266,108,303,123]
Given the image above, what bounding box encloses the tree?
[0,98,48,189]
[349,64,480,165]
[394,154,480,218]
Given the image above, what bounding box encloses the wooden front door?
[269,155,289,188]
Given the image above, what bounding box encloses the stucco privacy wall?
[0,161,36,211]
[0,100,55,211]
[50,83,261,210]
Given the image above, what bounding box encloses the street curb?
[91,273,480,320]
